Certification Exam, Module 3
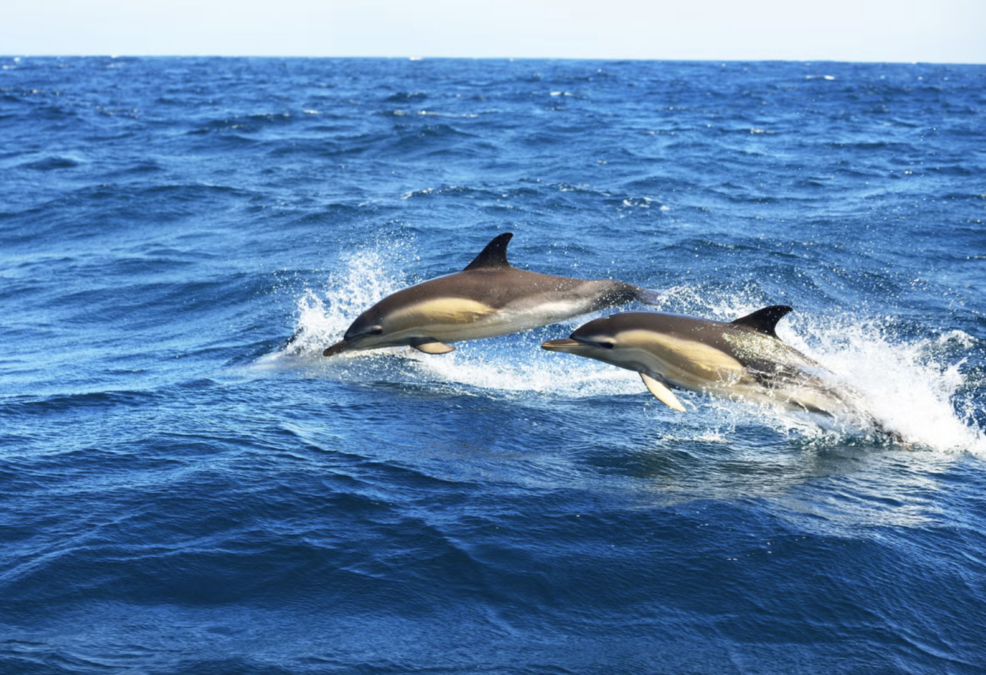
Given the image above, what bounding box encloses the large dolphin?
[541,306,877,423]
[322,233,658,357]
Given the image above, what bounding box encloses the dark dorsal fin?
[731,305,793,338]
[463,233,513,271]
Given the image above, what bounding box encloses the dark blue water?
[2,56,985,674]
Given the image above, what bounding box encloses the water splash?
[782,318,985,455]
[277,237,418,356]
[263,242,984,455]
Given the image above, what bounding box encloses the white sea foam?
[276,238,416,357]
[264,240,985,455]
[781,319,985,455]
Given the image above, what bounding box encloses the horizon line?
[4,54,985,66]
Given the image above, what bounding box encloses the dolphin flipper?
[640,372,687,412]
[410,339,456,355]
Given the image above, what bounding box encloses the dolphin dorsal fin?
[463,233,513,271]
[731,305,793,338]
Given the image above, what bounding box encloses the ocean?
[1,56,985,674]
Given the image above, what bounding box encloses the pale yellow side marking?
[640,372,687,412]
[619,330,745,381]
[388,298,497,332]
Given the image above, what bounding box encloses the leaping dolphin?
[541,306,875,423]
[322,233,658,357]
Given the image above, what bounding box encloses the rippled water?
[1,57,985,674]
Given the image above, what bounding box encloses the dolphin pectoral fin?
[640,372,687,412]
[410,339,456,355]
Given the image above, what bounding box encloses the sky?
[3,0,985,64]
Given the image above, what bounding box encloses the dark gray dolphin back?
[460,232,653,309]
[583,306,793,342]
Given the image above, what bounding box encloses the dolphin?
[541,306,872,421]
[322,233,659,357]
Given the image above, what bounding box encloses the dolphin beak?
[322,339,352,357]
[541,338,580,352]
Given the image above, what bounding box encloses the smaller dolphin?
[541,306,869,420]
[322,233,658,357]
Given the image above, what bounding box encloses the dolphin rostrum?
[322,233,659,357]
[541,306,874,422]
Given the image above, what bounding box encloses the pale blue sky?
[4,0,985,63]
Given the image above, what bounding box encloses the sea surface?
[1,56,985,674]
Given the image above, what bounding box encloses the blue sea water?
[1,55,985,674]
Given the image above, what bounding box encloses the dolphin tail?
[633,287,663,306]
